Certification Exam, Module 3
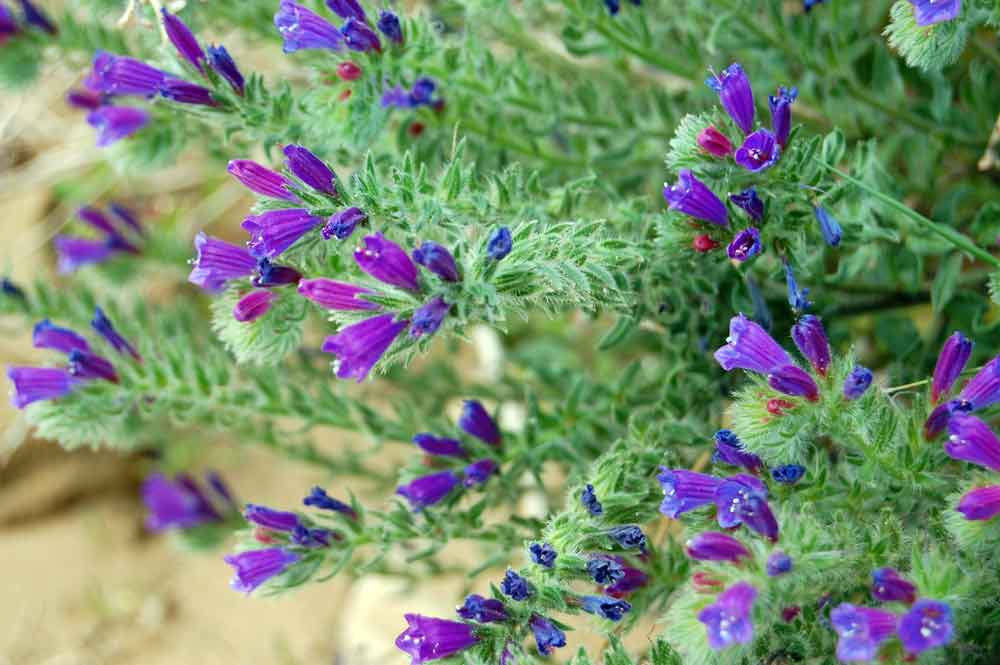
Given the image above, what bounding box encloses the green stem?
[817,160,1000,268]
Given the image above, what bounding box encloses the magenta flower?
[697,582,757,649]
[322,313,410,382]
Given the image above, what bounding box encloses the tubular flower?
[663,169,729,227]
[697,582,758,649]
[705,63,755,135]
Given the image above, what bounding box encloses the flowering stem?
[818,160,1000,268]
[884,364,987,395]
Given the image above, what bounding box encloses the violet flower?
[252,258,302,287]
[769,87,797,148]
[609,525,647,550]
[85,52,167,97]
[188,233,257,292]
[486,227,512,261]
[907,0,961,26]
[224,548,301,593]
[161,9,205,73]
[932,332,972,403]
[342,17,381,52]
[7,367,76,408]
[412,242,460,282]
[66,89,104,110]
[726,227,761,262]
[377,10,403,44]
[730,187,764,222]
[735,130,781,172]
[697,125,733,158]
[945,414,1000,472]
[766,552,793,576]
[228,159,299,201]
[354,232,421,291]
[67,349,118,383]
[462,459,497,487]
[697,582,758,649]
[844,365,873,400]
[413,433,465,457]
[395,614,479,664]
[275,0,344,53]
[500,568,532,600]
[160,78,216,106]
[233,290,275,322]
[284,145,337,195]
[207,45,245,95]
[658,468,722,518]
[244,504,300,532]
[298,278,379,310]
[244,209,324,259]
[716,474,780,540]
[322,313,410,382]
[606,565,648,597]
[395,470,458,510]
[814,206,842,246]
[92,307,141,361]
[580,595,631,621]
[86,106,150,147]
[706,63,755,135]
[791,315,830,376]
[830,604,899,661]
[142,472,223,531]
[587,556,625,585]
[715,314,818,401]
[529,542,557,568]
[0,3,16,40]
[898,599,954,654]
[713,429,763,472]
[771,464,806,484]
[685,531,750,562]
[529,614,566,655]
[326,0,366,21]
[303,486,357,518]
[663,169,729,227]
[33,320,90,354]
[957,485,1000,520]
[457,594,508,623]
[410,297,451,339]
[925,355,1000,437]
[458,399,501,446]
[322,207,366,240]
[582,483,604,516]
[871,567,916,604]
[19,0,56,34]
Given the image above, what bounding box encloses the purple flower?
[587,556,625,585]
[500,568,532,600]
[395,614,479,664]
[871,567,916,604]
[945,415,1000,471]
[92,307,141,361]
[714,314,793,374]
[529,614,566,655]
[303,486,357,517]
[224,548,300,593]
[726,227,761,262]
[771,464,806,484]
[927,356,1000,437]
[459,400,501,446]
[791,315,830,376]
[663,169,728,227]
[957,485,1000,520]
[188,233,257,292]
[290,523,334,548]
[768,364,819,401]
[908,0,961,26]
[457,594,507,623]
[85,52,166,97]
[814,206,842,247]
[734,129,781,172]
[160,78,215,106]
[713,429,763,472]
[658,468,722,518]
[233,290,275,322]
[7,367,76,408]
[66,89,104,110]
[729,187,764,222]
[207,45,245,95]
[715,474,779,540]
[844,365,873,400]
[1,277,25,300]
[768,87,797,148]
[19,0,56,34]
[606,565,648,597]
[463,459,497,487]
[326,0,366,21]
[275,0,344,53]
[486,227,512,261]
[244,209,323,259]
[830,604,899,661]
[33,320,90,354]
[410,297,451,339]
[161,9,205,73]
[142,473,224,531]
[298,278,378,310]
[86,106,150,147]
[244,503,300,531]
[228,159,298,201]
[110,202,143,235]
[697,125,733,158]
[413,433,465,457]
[697,582,757,649]
[580,595,631,621]
[354,232,421,291]
[396,470,458,510]
[342,17,381,52]
[252,258,302,287]
[609,525,647,550]
[322,207,366,240]
[377,10,403,44]
[67,349,119,383]
[529,542,557,568]
[932,332,973,403]
[581,483,604,516]
[706,63,755,135]
[766,552,793,576]
[284,145,337,195]
[685,531,750,562]
[412,242,460,282]
[322,313,409,382]
[0,3,17,40]
[898,600,954,654]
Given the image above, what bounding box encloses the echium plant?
[3,0,1000,663]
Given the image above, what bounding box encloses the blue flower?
[587,556,624,585]
[771,464,806,484]
[581,483,604,516]
[456,594,507,623]
[814,206,842,247]
[529,614,566,655]
[580,595,631,621]
[303,486,357,518]
[500,568,532,601]
[486,226,513,261]
[224,548,300,594]
[529,542,557,568]
[698,582,758,649]
[784,262,812,312]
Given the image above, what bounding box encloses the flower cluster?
[275,0,403,54]
[142,470,237,531]
[68,10,246,147]
[7,307,140,408]
[53,203,144,273]
[396,400,501,510]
